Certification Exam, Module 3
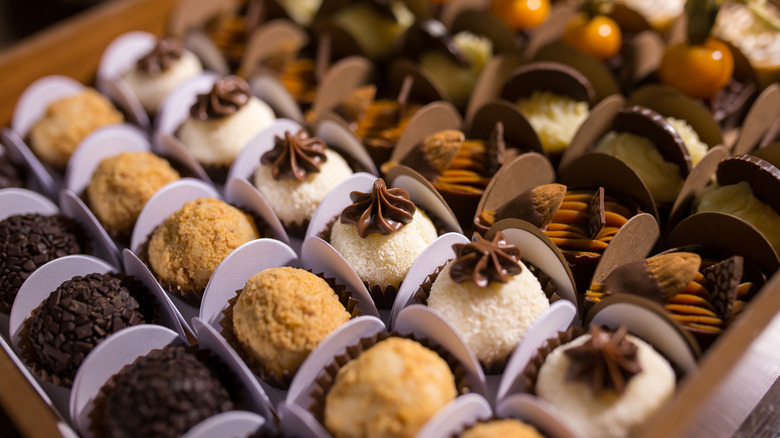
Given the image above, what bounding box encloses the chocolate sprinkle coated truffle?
[0,155,25,189]
[0,214,84,312]
[102,345,233,438]
[27,273,145,384]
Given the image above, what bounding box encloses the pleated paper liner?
[88,342,245,438]
[307,331,472,425]
[412,259,561,376]
[136,205,270,306]
[17,272,161,389]
[219,270,362,389]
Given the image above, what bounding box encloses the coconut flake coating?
[29,88,124,169]
[460,419,543,438]
[123,49,203,113]
[330,209,437,289]
[87,152,180,234]
[233,267,350,377]
[325,337,457,438]
[253,149,353,226]
[101,345,233,438]
[536,333,675,438]
[428,261,549,367]
[178,97,275,167]
[148,198,259,291]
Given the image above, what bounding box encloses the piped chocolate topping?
[339,178,415,237]
[0,214,84,312]
[564,324,642,395]
[450,231,522,287]
[190,76,251,120]
[260,130,328,181]
[137,38,185,75]
[27,273,145,384]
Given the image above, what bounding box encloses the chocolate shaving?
[564,324,642,396]
[136,38,185,75]
[260,130,328,181]
[489,121,506,172]
[396,75,414,121]
[587,187,606,240]
[190,76,251,120]
[449,232,522,287]
[705,256,743,321]
[339,178,415,237]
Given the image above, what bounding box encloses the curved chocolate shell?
[470,101,543,154]
[557,94,626,173]
[501,61,595,106]
[308,56,375,124]
[168,0,240,37]
[733,84,780,155]
[665,212,780,274]
[716,155,780,214]
[388,59,449,104]
[607,3,654,34]
[532,41,620,102]
[464,54,524,126]
[628,85,724,149]
[240,19,310,77]
[753,142,780,169]
[613,105,692,177]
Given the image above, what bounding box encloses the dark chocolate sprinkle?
[0,214,84,312]
[0,154,25,189]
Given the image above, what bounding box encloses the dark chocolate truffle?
[27,273,145,384]
[0,154,25,189]
[102,345,234,438]
[0,214,84,313]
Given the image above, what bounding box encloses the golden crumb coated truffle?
[148,198,259,291]
[325,337,457,438]
[233,267,350,377]
[87,152,180,234]
[460,419,544,438]
[29,89,124,169]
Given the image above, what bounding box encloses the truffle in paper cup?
[415,393,493,438]
[494,393,577,438]
[183,411,266,438]
[531,41,620,102]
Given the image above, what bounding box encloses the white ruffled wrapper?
[7,254,187,421]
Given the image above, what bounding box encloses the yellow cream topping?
[667,117,708,166]
[420,31,493,107]
[516,91,590,154]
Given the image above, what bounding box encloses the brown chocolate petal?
[587,187,606,240]
[136,38,185,75]
[190,76,251,120]
[260,130,328,181]
[705,256,743,321]
[339,178,416,237]
[449,231,522,287]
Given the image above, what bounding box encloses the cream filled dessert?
[697,181,780,254]
[332,1,414,59]
[29,89,124,169]
[420,31,493,107]
[536,325,675,438]
[616,0,685,31]
[713,2,780,85]
[460,419,543,438]
[178,76,275,167]
[595,131,684,204]
[277,0,323,26]
[324,337,457,438]
[667,117,708,166]
[330,179,437,296]
[428,232,549,368]
[122,38,202,113]
[253,130,353,228]
[516,91,590,155]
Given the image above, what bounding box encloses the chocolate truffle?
[178,76,275,168]
[122,37,203,113]
[460,419,543,438]
[428,232,550,368]
[147,198,259,292]
[0,214,84,312]
[101,344,233,438]
[0,154,25,189]
[253,130,353,228]
[87,152,180,235]
[536,325,675,438]
[26,273,145,385]
[324,337,457,438]
[330,179,437,293]
[233,267,350,378]
[28,88,124,169]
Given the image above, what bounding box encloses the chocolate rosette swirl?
[261,130,327,181]
[340,178,415,237]
[190,76,251,120]
[136,38,185,75]
[450,232,523,287]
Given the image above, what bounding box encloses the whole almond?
[647,252,701,300]
[423,129,464,173]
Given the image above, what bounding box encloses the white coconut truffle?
[178,97,276,167]
[594,131,684,204]
[330,209,437,289]
[517,91,590,154]
[427,260,549,366]
[122,50,202,113]
[536,333,676,438]
[253,148,353,226]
